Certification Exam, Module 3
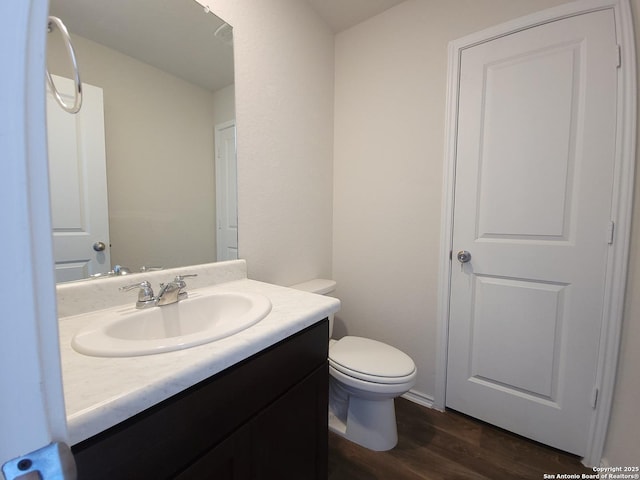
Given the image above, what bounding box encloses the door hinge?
[607,220,615,245]
[616,44,622,68]
[591,387,599,408]
[2,442,76,480]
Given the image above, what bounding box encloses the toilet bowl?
[291,279,417,451]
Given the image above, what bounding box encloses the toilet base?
[328,379,399,451]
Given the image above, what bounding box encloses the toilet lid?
[329,336,416,383]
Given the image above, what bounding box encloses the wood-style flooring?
[328,398,592,480]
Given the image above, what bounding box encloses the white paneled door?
[47,75,111,282]
[215,120,239,261]
[446,9,618,456]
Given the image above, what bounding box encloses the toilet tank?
[289,279,336,338]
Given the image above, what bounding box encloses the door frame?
[434,0,636,466]
[214,119,238,261]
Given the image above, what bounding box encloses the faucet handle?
[172,274,197,301]
[174,274,198,281]
[120,280,152,292]
[120,281,156,308]
[140,265,163,272]
[172,274,198,288]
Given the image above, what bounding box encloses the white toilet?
[291,279,417,451]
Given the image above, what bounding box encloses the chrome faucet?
[90,264,132,279]
[120,280,156,309]
[156,274,197,305]
[120,274,197,308]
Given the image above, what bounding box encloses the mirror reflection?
[46,0,236,283]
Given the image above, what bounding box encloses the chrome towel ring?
[46,16,82,114]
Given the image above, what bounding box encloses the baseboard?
[401,390,439,410]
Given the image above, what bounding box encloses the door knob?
[457,250,471,263]
[93,241,106,252]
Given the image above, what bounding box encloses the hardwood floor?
[328,398,592,480]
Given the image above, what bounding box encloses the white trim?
[435,0,636,467]
[402,390,436,410]
[584,0,637,467]
[1,0,69,464]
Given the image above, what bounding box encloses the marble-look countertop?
[58,278,340,445]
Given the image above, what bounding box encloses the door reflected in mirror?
[46,0,236,282]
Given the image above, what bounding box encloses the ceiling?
[48,0,234,92]
[47,0,406,93]
[305,0,407,32]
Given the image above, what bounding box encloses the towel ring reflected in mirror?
[46,16,82,114]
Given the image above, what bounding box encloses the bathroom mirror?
[47,0,236,282]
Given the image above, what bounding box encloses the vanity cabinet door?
[174,422,251,480]
[176,363,328,480]
[251,364,328,480]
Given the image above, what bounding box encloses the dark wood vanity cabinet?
[71,320,329,480]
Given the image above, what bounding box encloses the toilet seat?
[329,336,416,385]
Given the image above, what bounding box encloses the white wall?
[333,0,573,403]
[205,0,335,285]
[333,0,639,464]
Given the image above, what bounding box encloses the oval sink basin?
[72,291,272,357]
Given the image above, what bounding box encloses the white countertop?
[58,278,340,445]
